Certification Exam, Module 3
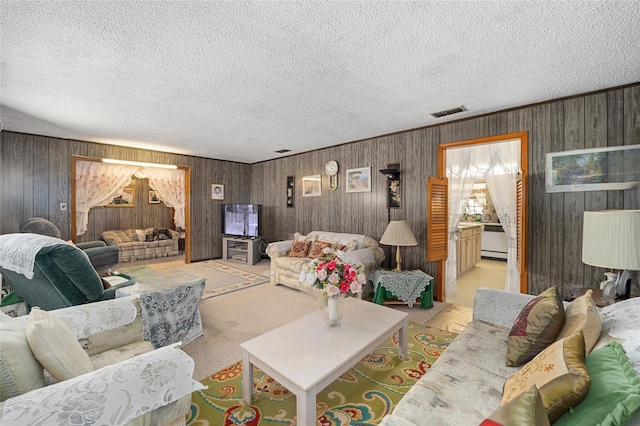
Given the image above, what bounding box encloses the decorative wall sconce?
[379,162,401,223]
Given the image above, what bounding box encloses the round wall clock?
[325,160,339,191]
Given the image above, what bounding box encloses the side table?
[372,269,434,309]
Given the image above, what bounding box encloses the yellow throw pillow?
[555,289,601,354]
[487,385,550,426]
[506,286,565,367]
[25,307,94,382]
[502,332,591,423]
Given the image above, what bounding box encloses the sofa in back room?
[379,287,640,425]
[101,228,180,262]
[266,231,385,298]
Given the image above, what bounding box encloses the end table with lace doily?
[372,269,434,309]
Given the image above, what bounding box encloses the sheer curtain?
[144,167,186,230]
[445,139,521,295]
[75,161,139,236]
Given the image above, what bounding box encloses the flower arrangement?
[299,250,366,296]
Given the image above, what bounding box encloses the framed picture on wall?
[107,186,135,207]
[212,184,224,200]
[287,176,295,207]
[148,190,161,204]
[302,175,321,197]
[346,167,371,193]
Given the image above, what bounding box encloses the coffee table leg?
[398,318,408,360]
[298,391,316,425]
[242,350,253,403]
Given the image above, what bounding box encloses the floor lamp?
[380,220,418,271]
[582,210,640,301]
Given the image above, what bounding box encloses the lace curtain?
[75,161,138,236]
[445,139,521,295]
[145,167,186,230]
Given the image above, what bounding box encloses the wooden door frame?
[70,155,192,264]
[435,132,528,301]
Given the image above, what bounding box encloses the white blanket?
[0,233,65,279]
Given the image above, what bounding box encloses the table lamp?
[380,220,418,271]
[582,210,640,301]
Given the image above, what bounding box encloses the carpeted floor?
[188,323,458,425]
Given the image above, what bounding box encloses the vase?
[322,294,344,329]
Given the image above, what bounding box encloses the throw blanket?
[0,233,65,279]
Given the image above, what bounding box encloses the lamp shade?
[582,210,640,270]
[380,221,418,247]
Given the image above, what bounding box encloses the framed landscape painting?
[346,167,371,193]
[546,145,640,193]
[302,175,321,197]
[107,186,135,207]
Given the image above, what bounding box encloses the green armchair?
[0,242,133,312]
[19,217,119,270]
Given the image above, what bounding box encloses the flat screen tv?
[221,204,262,238]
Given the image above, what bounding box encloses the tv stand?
[223,236,263,265]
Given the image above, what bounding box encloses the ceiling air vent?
[275,149,291,153]
[431,105,467,118]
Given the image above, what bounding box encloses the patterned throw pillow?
[25,307,94,382]
[308,241,332,258]
[502,332,591,423]
[506,286,565,367]
[555,289,601,354]
[288,240,311,257]
[483,385,550,426]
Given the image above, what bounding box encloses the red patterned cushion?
[288,240,311,258]
[308,241,332,258]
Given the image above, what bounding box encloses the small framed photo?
[212,184,224,200]
[302,174,321,197]
[287,176,295,207]
[148,190,161,204]
[107,186,135,207]
[346,167,371,193]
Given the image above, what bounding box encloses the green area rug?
[187,323,458,425]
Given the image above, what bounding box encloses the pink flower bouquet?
[299,250,366,296]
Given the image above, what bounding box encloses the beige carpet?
[115,256,471,381]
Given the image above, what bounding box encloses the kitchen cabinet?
[456,224,482,276]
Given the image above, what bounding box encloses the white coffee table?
[241,297,408,425]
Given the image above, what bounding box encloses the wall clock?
[325,160,339,191]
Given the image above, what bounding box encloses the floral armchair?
[0,296,203,425]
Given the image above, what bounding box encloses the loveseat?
[102,227,180,262]
[266,231,385,298]
[0,296,203,425]
[380,288,640,425]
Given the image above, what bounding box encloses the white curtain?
[445,139,521,295]
[144,167,186,230]
[75,161,139,236]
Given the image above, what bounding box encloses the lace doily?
[373,270,433,308]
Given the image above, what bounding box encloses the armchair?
[0,296,203,425]
[19,217,119,270]
[0,239,134,312]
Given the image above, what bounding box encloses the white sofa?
[0,296,203,425]
[379,288,640,425]
[266,231,385,297]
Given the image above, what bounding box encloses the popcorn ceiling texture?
[1,1,639,163]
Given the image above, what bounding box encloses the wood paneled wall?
[1,83,638,298]
[251,84,640,299]
[0,134,252,261]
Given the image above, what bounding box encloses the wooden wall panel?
[1,83,639,296]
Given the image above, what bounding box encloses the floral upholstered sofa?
[379,288,640,425]
[266,231,385,298]
[101,228,180,262]
[0,296,203,425]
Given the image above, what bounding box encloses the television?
[221,204,262,238]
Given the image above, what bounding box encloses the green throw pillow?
[554,341,640,426]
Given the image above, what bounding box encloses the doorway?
[428,132,528,302]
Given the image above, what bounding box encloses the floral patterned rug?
[187,323,458,425]
[200,261,269,300]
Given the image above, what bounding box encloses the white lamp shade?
[380,220,418,247]
[582,210,640,270]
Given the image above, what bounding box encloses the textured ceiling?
[1,1,639,164]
